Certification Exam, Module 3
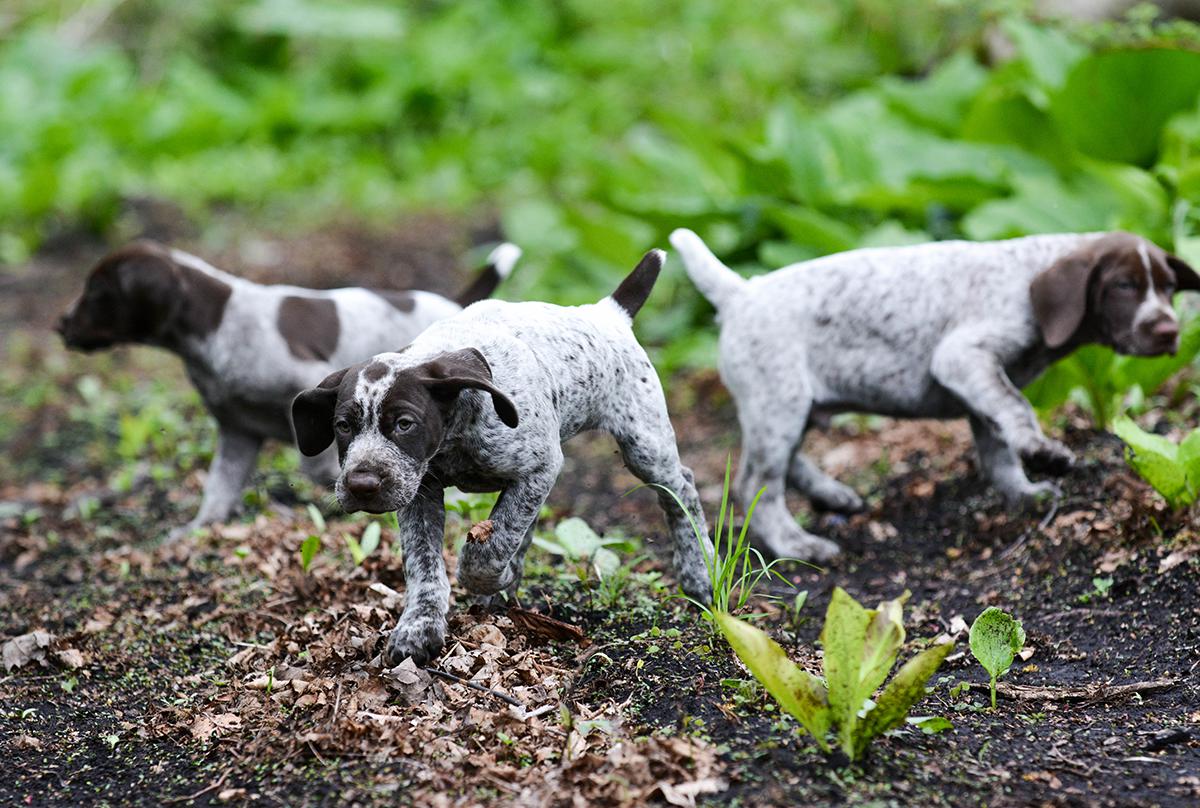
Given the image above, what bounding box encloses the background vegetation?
[3,0,1200,397]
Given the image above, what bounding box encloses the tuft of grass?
[651,457,800,616]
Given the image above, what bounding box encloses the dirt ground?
[2,222,1198,807]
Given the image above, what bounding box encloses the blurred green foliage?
[3,1,1200,412]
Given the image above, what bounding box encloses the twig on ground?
[996,678,1175,703]
[424,666,523,708]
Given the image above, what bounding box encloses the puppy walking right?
[671,228,1199,562]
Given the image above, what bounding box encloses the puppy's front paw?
[457,545,517,596]
[385,613,447,667]
[1020,438,1075,475]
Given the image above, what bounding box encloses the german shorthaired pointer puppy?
[671,228,1199,562]
[58,240,520,539]
[292,250,714,665]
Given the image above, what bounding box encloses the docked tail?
[669,228,747,310]
[454,242,522,307]
[609,249,665,319]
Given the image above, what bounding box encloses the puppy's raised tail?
[609,249,665,319]
[454,242,522,307]
[669,228,746,311]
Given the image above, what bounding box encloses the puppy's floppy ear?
[1167,253,1200,292]
[112,242,185,339]
[1030,246,1103,349]
[420,348,519,428]
[292,366,353,456]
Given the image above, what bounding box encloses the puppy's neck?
[153,251,237,361]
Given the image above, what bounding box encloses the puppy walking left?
[293,249,714,666]
[58,240,520,539]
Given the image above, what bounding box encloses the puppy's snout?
[345,469,382,499]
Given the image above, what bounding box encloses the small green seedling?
[1078,576,1113,604]
[299,535,321,573]
[344,521,382,566]
[1112,416,1200,510]
[300,505,326,572]
[969,607,1026,709]
[716,588,953,762]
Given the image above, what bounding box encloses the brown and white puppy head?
[57,241,188,350]
[1031,232,1200,356]
[291,348,519,514]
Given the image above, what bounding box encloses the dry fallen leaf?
[467,520,494,544]
[2,630,54,672]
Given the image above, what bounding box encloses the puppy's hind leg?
[735,392,841,563]
[787,450,864,513]
[609,418,714,607]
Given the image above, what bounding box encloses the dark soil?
[2,223,1199,807]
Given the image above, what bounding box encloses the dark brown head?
[1030,232,1200,356]
[57,241,231,351]
[291,348,519,514]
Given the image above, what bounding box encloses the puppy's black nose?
[346,470,382,499]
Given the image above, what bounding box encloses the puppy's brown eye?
[1115,279,1137,292]
[392,417,414,434]
[335,419,352,435]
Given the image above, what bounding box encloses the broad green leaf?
[879,52,988,135]
[300,534,321,573]
[854,592,909,716]
[553,518,604,560]
[820,587,872,753]
[592,547,621,579]
[715,612,831,748]
[1052,49,1200,165]
[1002,16,1086,93]
[1179,430,1200,498]
[969,608,1025,686]
[854,641,954,759]
[1112,416,1191,509]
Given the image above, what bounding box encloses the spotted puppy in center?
[293,250,714,665]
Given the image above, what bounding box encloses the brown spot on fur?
[373,290,416,313]
[278,296,340,362]
[363,362,389,382]
[467,519,494,544]
[177,265,231,336]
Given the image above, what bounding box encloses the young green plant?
[343,521,382,566]
[716,588,953,762]
[1112,416,1200,510]
[969,607,1026,709]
